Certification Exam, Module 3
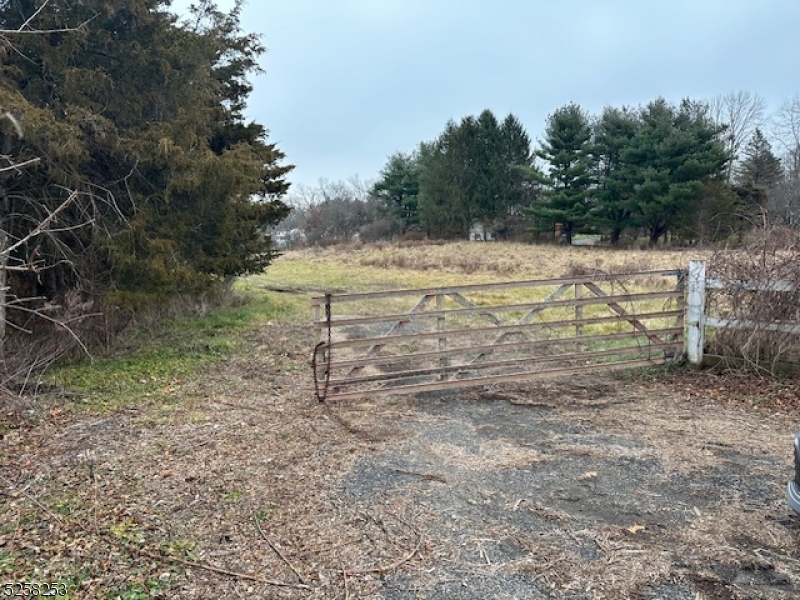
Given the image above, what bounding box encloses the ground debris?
[2,322,800,599]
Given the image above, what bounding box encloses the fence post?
[575,282,585,351]
[436,294,447,380]
[686,260,706,366]
[312,300,322,346]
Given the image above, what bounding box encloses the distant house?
[469,221,495,241]
[273,228,306,249]
[571,234,603,246]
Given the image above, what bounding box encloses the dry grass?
[269,242,702,292]
[426,439,549,471]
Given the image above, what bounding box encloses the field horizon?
[258,240,708,296]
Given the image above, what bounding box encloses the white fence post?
[686,260,706,366]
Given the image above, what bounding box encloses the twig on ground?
[253,514,307,584]
[136,548,311,589]
[1,474,68,526]
[0,473,311,590]
[391,468,447,483]
[344,534,422,576]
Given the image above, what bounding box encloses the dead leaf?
[626,524,646,534]
[580,471,598,480]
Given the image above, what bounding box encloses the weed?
[109,519,145,544]
[107,579,162,600]
[161,539,196,560]
[255,504,279,522]
[0,550,16,575]
[224,490,242,503]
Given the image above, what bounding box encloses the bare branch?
[709,91,767,182]
[1,190,81,258]
[8,303,93,359]
[0,157,41,174]
[770,94,800,179]
[0,111,24,138]
[0,0,98,38]
[18,0,51,32]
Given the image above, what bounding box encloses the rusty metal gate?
[312,270,685,401]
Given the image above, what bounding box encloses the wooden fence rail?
[685,259,800,365]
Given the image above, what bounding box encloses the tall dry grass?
[279,241,705,285]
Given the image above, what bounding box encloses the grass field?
[254,241,704,294]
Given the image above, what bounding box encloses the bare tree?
[709,91,767,182]
[766,95,800,227]
[771,94,800,180]
[0,111,97,383]
[0,3,98,386]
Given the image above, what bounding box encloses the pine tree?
[735,128,784,193]
[623,99,729,245]
[416,110,532,238]
[370,152,421,233]
[526,103,595,244]
[592,106,639,244]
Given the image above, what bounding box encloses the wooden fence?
[312,270,685,401]
[685,259,800,365]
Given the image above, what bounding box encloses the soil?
[2,320,800,599]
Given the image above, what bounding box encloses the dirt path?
[2,322,799,599]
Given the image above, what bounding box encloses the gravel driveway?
[338,375,800,599]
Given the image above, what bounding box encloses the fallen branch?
[136,548,311,589]
[253,514,307,584]
[344,534,422,576]
[0,474,311,590]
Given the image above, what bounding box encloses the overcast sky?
[172,0,800,192]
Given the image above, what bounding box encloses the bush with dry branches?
[707,227,800,374]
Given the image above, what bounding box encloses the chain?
[312,293,332,403]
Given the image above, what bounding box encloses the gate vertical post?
[436,294,447,380]
[686,260,706,366]
[672,269,687,361]
[575,282,585,350]
[312,300,322,346]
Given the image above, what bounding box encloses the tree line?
[368,93,799,246]
[0,0,291,376]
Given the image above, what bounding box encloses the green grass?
[0,550,15,575]
[107,579,164,600]
[254,249,513,293]
[46,286,303,414]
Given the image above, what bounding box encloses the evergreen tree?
[623,99,728,245]
[734,128,784,194]
[675,179,742,244]
[730,128,784,226]
[0,0,292,308]
[418,119,475,237]
[498,113,534,212]
[525,103,595,244]
[592,106,639,244]
[416,110,532,238]
[370,152,421,233]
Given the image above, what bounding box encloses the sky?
[171,0,800,193]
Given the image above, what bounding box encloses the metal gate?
[312,270,685,401]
